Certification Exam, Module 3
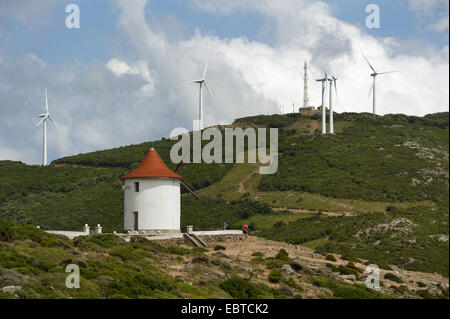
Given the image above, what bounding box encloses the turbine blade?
[185,80,203,84]
[203,81,215,99]
[48,116,59,128]
[36,117,45,127]
[45,89,49,113]
[368,82,374,98]
[202,60,209,80]
[334,80,338,102]
[378,71,398,75]
[362,53,377,73]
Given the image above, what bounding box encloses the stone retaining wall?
[196,234,244,242]
[129,233,244,246]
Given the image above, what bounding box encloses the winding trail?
[271,206,354,216]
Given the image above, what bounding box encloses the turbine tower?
[187,61,215,130]
[316,73,328,134]
[303,61,309,108]
[36,89,58,166]
[363,54,398,115]
[328,76,338,134]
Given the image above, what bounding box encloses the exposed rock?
[2,285,22,294]
[320,287,333,297]
[356,218,417,238]
[428,287,441,296]
[320,267,332,274]
[308,266,320,273]
[282,264,295,274]
[279,286,293,297]
[339,274,356,282]
[185,263,193,271]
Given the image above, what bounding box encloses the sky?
[0,0,448,165]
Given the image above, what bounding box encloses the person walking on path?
[242,224,248,235]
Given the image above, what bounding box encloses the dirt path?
[271,206,354,216]
[238,166,259,194]
[51,163,117,170]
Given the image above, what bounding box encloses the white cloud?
[0,0,448,165]
[409,0,448,13]
[0,142,40,164]
[427,16,449,32]
[106,58,155,95]
[409,0,449,32]
[0,0,58,28]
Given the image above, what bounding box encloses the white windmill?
[187,61,215,130]
[363,54,398,115]
[327,75,339,134]
[316,73,328,134]
[36,89,58,166]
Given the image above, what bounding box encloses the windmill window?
[134,182,139,192]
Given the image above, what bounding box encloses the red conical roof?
[121,148,183,180]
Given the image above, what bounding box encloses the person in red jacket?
[242,224,248,235]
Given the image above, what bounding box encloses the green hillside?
[0,112,448,279]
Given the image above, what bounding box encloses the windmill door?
[133,211,138,230]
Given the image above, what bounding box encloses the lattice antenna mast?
[303,60,310,107]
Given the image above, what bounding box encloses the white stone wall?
[44,230,88,240]
[124,178,181,232]
[192,230,243,236]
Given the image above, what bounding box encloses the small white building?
[122,148,183,234]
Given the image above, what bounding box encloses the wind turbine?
[316,72,328,134]
[36,89,58,166]
[363,54,398,115]
[327,75,339,134]
[187,61,215,130]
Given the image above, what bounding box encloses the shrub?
[211,259,222,266]
[109,246,140,261]
[341,254,360,262]
[265,258,286,269]
[80,234,125,249]
[275,249,289,261]
[289,261,303,272]
[384,273,403,284]
[325,254,337,262]
[268,269,282,283]
[273,221,285,228]
[337,265,359,279]
[105,274,176,298]
[251,251,264,257]
[283,277,304,292]
[250,257,266,265]
[191,247,208,254]
[214,245,226,251]
[0,219,15,242]
[326,263,338,272]
[166,246,189,256]
[417,281,426,288]
[219,277,260,299]
[192,256,209,264]
[416,289,436,299]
